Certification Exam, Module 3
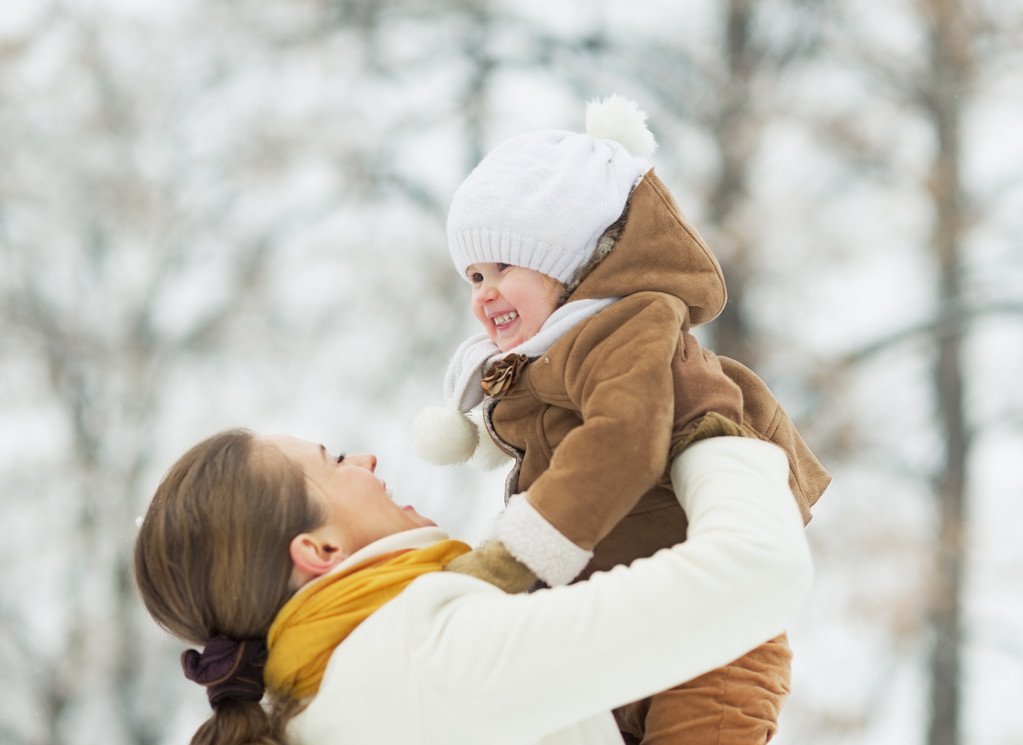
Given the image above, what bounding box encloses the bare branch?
[824,300,1023,373]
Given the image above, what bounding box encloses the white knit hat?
[446,94,657,284]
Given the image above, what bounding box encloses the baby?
[415,95,830,745]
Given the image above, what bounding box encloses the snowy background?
[1,1,1021,744]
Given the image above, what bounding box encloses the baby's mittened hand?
[444,540,539,593]
[670,331,746,457]
[681,410,745,445]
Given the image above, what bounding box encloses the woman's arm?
[417,437,813,743]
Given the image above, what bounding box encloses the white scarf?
[443,298,619,413]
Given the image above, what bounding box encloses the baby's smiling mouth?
[492,310,518,328]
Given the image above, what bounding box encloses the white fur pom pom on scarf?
[585,94,658,158]
[467,407,512,470]
[412,406,479,465]
[411,405,513,469]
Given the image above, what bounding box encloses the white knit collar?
[293,527,451,598]
[443,297,619,413]
[336,527,451,572]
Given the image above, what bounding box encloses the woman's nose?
[346,453,377,472]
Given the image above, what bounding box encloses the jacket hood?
[566,169,726,327]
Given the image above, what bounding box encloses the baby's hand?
[670,331,745,456]
[444,540,539,593]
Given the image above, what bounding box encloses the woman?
[134,430,812,745]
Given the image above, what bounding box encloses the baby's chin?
[485,331,507,351]
[492,332,526,352]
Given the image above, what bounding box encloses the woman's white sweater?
[288,438,813,745]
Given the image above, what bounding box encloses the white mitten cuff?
[495,494,593,586]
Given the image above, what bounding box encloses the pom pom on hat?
[413,406,479,465]
[586,94,658,157]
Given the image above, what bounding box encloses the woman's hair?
[134,428,323,745]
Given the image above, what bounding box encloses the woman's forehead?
[261,434,319,462]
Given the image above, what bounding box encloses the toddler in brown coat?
[415,95,830,745]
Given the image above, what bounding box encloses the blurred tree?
[0,7,288,743]
[792,1,1023,743]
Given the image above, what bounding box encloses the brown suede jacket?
[483,169,831,579]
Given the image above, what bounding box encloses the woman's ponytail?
[134,429,324,745]
[191,700,278,745]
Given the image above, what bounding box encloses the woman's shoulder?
[291,571,507,738]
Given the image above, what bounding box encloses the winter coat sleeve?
[289,438,813,745]
[527,294,681,548]
[499,293,742,585]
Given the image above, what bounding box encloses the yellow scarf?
[264,539,470,700]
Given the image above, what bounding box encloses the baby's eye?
[496,263,510,271]
[336,453,346,464]
[469,272,483,283]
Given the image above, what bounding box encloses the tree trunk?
[922,1,971,743]
[706,0,759,365]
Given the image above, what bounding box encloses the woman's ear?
[289,532,344,585]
